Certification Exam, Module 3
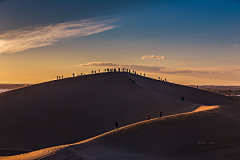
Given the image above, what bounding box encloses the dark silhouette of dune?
[0,72,240,159]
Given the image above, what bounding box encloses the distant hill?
[0,84,28,89]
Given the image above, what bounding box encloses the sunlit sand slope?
[2,105,240,160]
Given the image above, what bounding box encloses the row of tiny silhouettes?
[147,111,163,120]
[115,111,163,129]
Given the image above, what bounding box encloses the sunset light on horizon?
[0,0,240,85]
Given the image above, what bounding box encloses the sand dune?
[0,72,240,159]
[2,105,240,160]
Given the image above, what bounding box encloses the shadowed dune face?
[127,74,240,106]
[0,72,240,158]
[0,72,200,154]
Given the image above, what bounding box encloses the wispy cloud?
[141,55,165,60]
[174,63,187,65]
[0,17,119,54]
[158,69,192,74]
[235,44,239,47]
[78,62,119,67]
[77,62,240,76]
[120,64,165,73]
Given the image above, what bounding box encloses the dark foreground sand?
[0,72,240,160]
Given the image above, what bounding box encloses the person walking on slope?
[181,97,184,102]
[115,121,118,129]
[159,111,163,117]
[147,114,150,120]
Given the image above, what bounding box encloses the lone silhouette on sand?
[73,73,75,77]
[159,111,163,117]
[115,121,118,129]
[147,114,150,120]
[181,97,184,102]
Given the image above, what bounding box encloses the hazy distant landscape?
[0,84,28,93]
[0,84,28,89]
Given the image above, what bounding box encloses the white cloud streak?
[78,62,119,67]
[141,55,165,60]
[120,64,165,73]
[77,62,240,75]
[0,17,119,54]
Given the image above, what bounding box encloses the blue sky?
[0,0,240,85]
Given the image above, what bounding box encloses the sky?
[0,0,240,85]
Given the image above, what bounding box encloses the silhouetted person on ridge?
[144,73,145,76]
[95,70,96,74]
[197,86,198,89]
[57,76,58,80]
[147,114,150,120]
[115,121,118,129]
[62,76,63,79]
[159,111,163,117]
[98,70,100,73]
[73,73,75,77]
[114,68,116,72]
